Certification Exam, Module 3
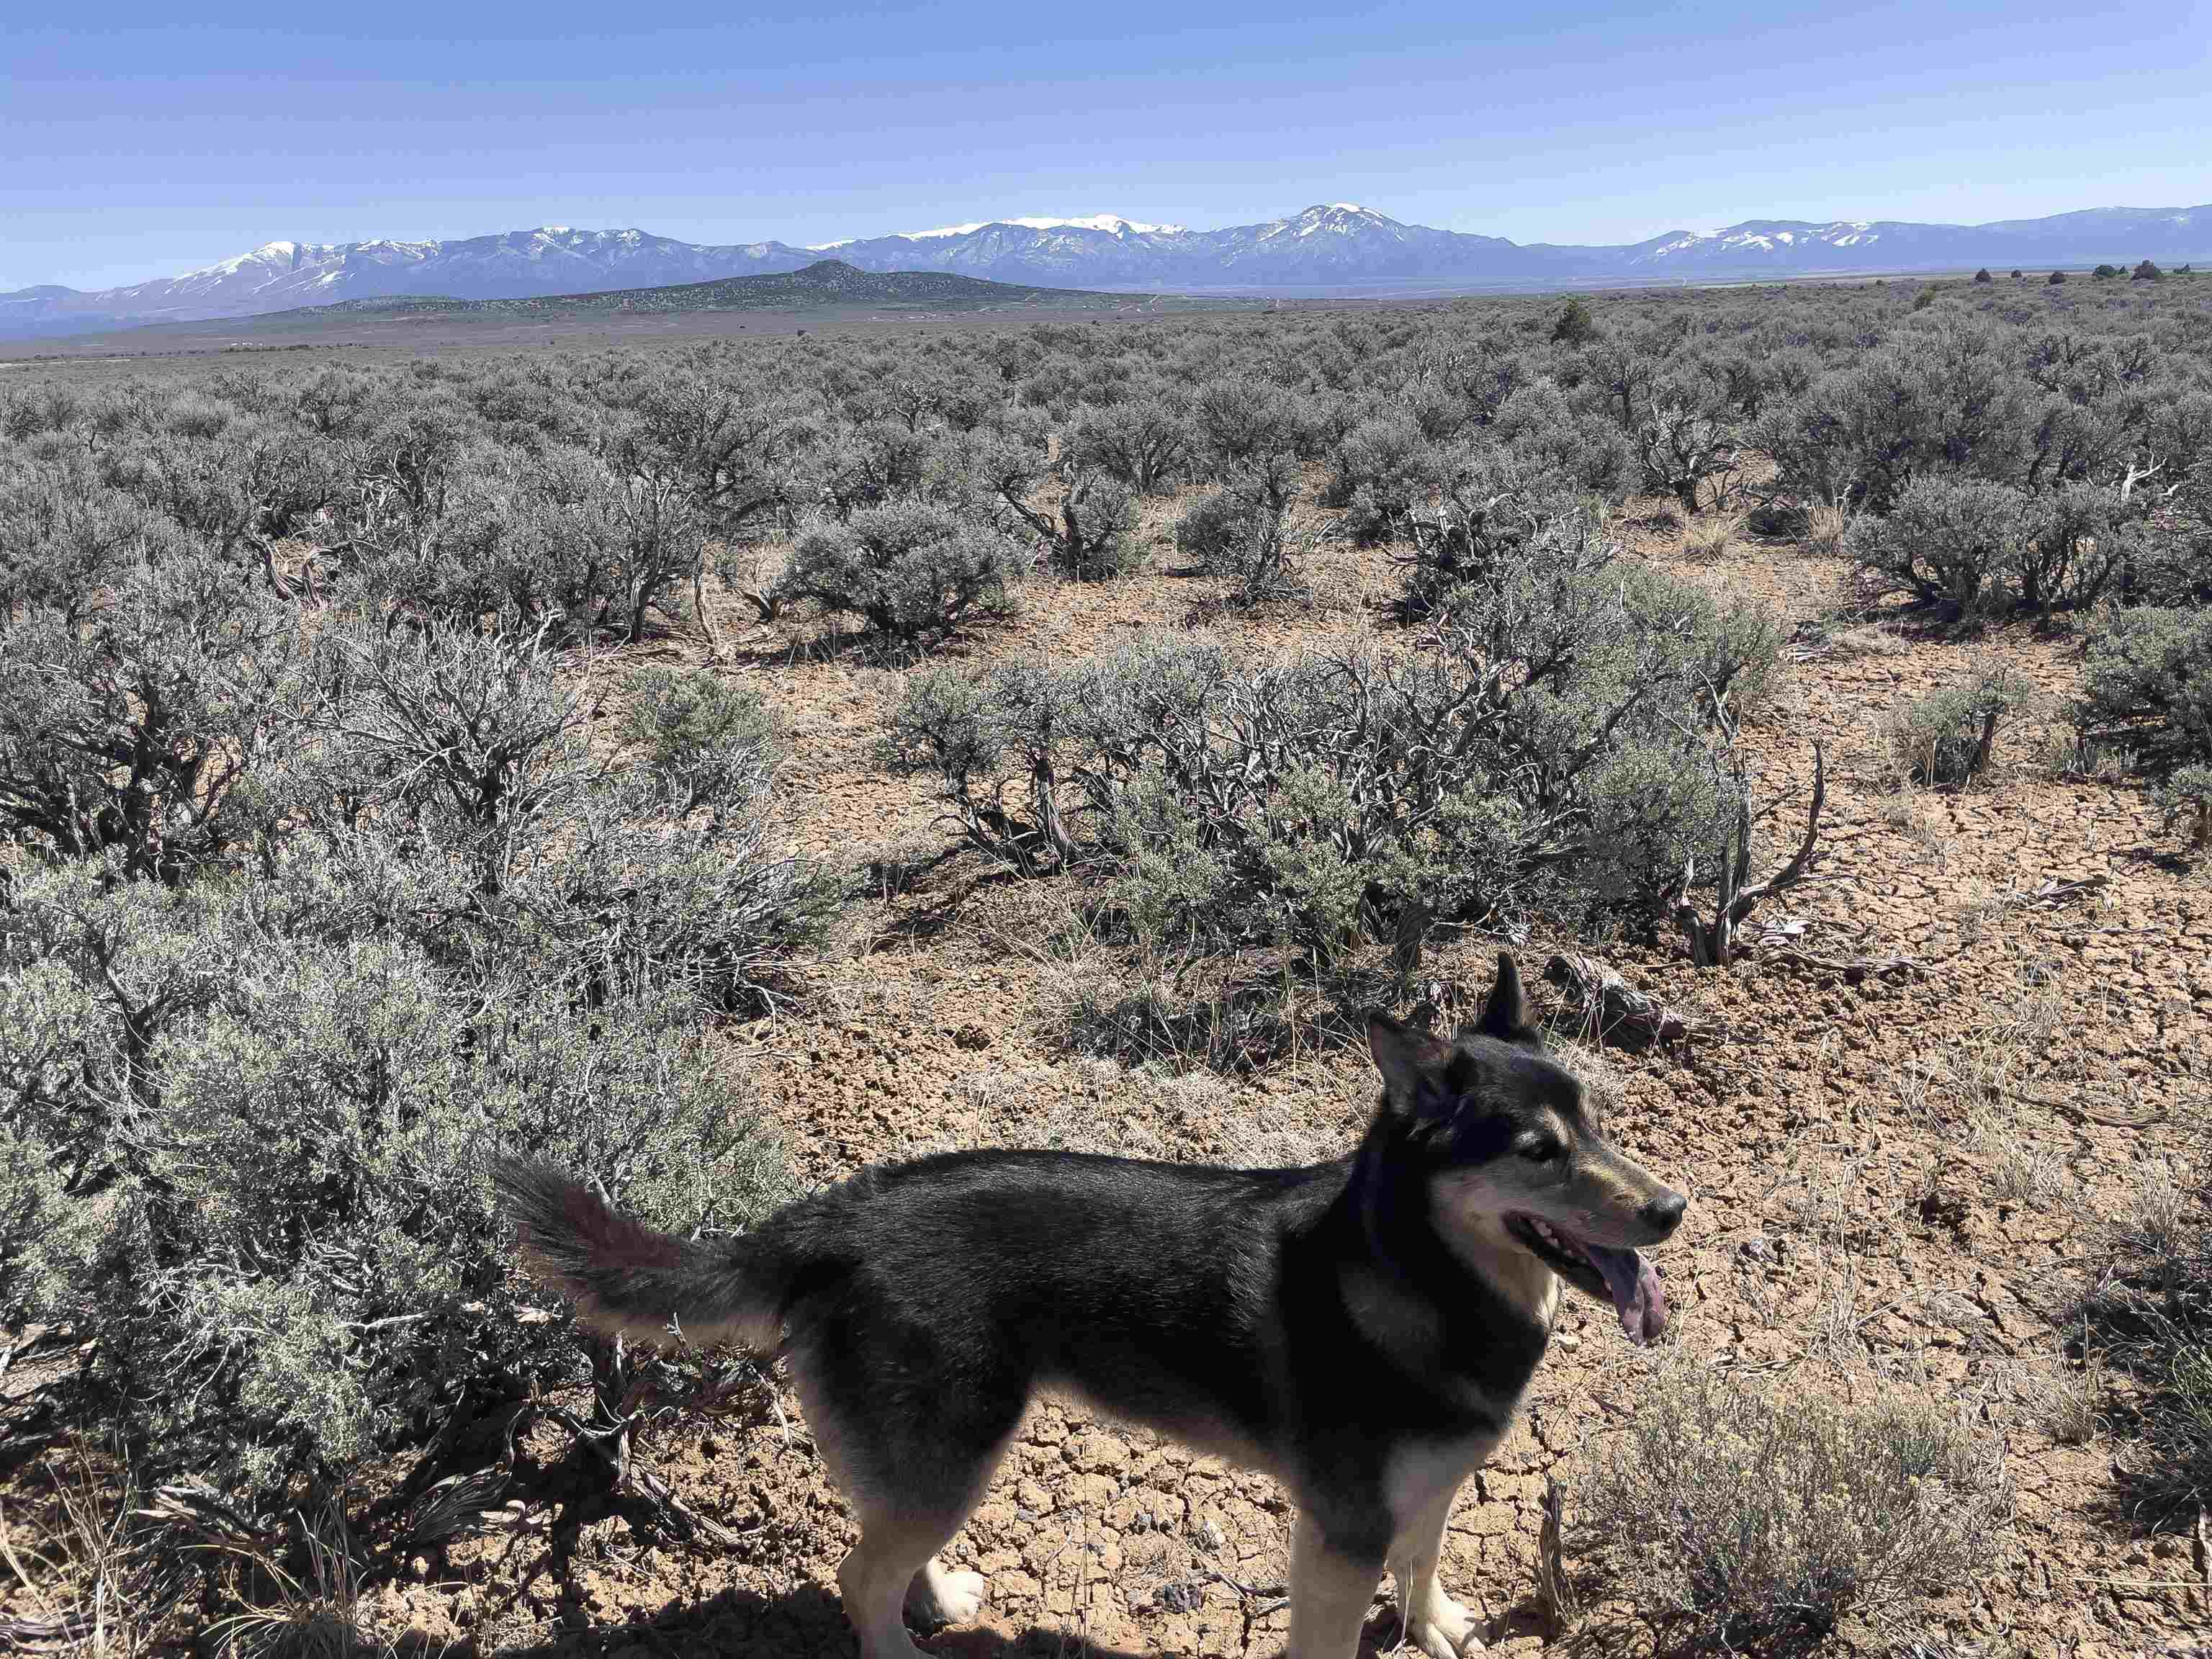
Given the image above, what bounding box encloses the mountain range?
[6,202,2208,340]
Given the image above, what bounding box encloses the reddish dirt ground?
[333,508,2208,1656]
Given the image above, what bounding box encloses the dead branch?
[1542,953,1699,1051]
[1536,1475,1576,1637]
[1995,874,2110,912]
[2118,455,2166,503]
[1753,947,1921,981]
[1671,741,1826,968]
[2006,1087,2167,1130]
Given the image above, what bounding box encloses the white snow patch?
[894,214,1182,240]
[179,241,305,280]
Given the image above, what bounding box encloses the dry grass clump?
[0,1447,377,1659]
[2075,1151,2212,1523]
[201,1513,390,1659]
[1804,499,1856,557]
[2005,1349,2108,1447]
[1677,511,1743,565]
[0,1448,171,1655]
[1889,984,2081,1213]
[1576,1354,2010,1655]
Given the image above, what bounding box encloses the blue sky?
[6,0,2208,291]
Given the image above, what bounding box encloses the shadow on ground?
[403,1580,1575,1658]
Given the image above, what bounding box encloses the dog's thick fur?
[495,955,1686,1659]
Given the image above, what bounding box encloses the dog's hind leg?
[793,1343,1017,1659]
[1387,1485,1483,1658]
[1286,1511,1383,1659]
[824,1456,1010,1659]
[833,1508,953,1659]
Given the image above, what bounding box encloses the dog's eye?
[1518,1135,1563,1164]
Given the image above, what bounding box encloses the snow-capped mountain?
[1625,221,1892,263]
[1601,207,2212,274]
[1197,202,1547,283]
[829,213,1185,244]
[785,204,1556,290]
[6,202,2210,340]
[0,228,818,338]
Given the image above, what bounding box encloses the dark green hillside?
[319,258,1133,317]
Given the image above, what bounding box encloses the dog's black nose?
[1643,1191,1688,1234]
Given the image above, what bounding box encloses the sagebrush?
[1578,1354,2011,1654]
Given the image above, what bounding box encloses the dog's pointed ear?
[1367,1011,1457,1107]
[1474,953,1542,1047]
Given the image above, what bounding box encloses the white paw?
[907,1561,989,1627]
[1409,1588,1484,1658]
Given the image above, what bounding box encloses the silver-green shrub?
[2074,604,2212,770]
[0,860,789,1510]
[1578,1352,2010,1654]
[884,518,1777,958]
[1884,660,2037,785]
[0,495,835,1521]
[777,500,1022,642]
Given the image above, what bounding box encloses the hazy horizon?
[10,0,2210,292]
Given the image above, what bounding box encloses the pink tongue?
[1583,1244,1667,1344]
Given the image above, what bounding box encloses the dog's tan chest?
[1426,1187,1561,1331]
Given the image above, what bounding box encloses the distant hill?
[8,201,2210,338]
[307,259,1128,319]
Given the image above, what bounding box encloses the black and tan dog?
[495,954,1685,1658]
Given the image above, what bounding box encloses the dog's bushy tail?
[491,1156,784,1350]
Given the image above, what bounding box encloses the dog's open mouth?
[1506,1215,1668,1344]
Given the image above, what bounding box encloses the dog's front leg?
[1285,1512,1382,1659]
[1387,1486,1483,1658]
